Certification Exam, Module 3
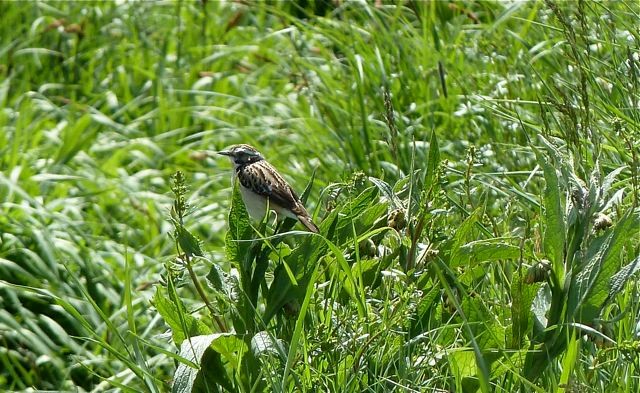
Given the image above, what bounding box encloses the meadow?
[1,1,639,392]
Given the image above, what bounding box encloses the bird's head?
[218,144,264,167]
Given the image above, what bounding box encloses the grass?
[1,0,639,392]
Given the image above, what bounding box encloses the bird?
[218,144,319,233]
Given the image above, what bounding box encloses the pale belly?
[239,185,296,221]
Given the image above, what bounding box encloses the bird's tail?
[297,214,319,233]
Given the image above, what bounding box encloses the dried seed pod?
[64,23,84,37]
[283,300,300,319]
[593,212,613,231]
[387,208,406,231]
[358,238,377,257]
[442,287,460,314]
[525,259,551,284]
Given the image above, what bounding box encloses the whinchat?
[218,144,319,233]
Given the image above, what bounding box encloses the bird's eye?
[235,151,250,163]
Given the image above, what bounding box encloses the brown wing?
[238,161,319,233]
[237,161,302,212]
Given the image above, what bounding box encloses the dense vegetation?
[1,1,639,392]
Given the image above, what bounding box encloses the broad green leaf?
[409,284,441,337]
[448,207,483,268]
[172,334,241,393]
[175,225,204,257]
[263,234,326,323]
[424,129,440,193]
[458,265,488,286]
[152,287,210,345]
[368,176,402,209]
[574,212,640,322]
[340,257,385,298]
[531,286,551,333]
[251,331,285,358]
[453,238,521,268]
[462,296,504,350]
[225,183,253,267]
[557,333,579,393]
[209,333,248,365]
[489,350,537,388]
[448,350,477,392]
[323,186,380,245]
[206,263,224,292]
[599,166,626,206]
[608,254,640,300]
[359,202,389,228]
[536,147,566,284]
[342,186,379,220]
[510,274,540,349]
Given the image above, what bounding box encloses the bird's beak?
[218,149,232,156]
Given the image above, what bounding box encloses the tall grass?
[0,1,638,392]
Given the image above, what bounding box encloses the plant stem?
[185,254,227,332]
